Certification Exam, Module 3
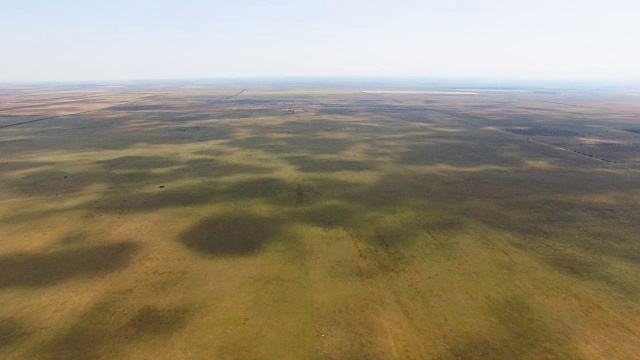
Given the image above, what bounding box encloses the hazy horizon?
[2,0,639,82]
[4,77,640,91]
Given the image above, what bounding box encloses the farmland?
[1,81,640,359]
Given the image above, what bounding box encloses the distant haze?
[2,0,639,82]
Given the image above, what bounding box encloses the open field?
[1,81,640,359]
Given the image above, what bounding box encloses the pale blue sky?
[1,0,639,82]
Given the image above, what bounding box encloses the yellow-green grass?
[0,86,639,359]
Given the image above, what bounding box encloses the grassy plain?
[1,82,640,359]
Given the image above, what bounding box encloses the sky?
[1,0,639,82]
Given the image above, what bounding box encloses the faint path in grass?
[0,95,157,129]
[360,89,629,166]
[0,93,110,112]
[423,106,620,166]
[347,230,401,360]
[305,226,419,358]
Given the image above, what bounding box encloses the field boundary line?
[0,95,157,129]
[420,106,623,166]
[225,89,248,99]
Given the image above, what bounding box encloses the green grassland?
[1,85,639,359]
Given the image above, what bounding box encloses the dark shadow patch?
[227,135,351,155]
[546,252,604,279]
[467,192,640,298]
[99,157,270,189]
[223,177,291,202]
[57,232,89,246]
[399,140,523,168]
[0,318,31,350]
[194,149,228,157]
[208,108,293,120]
[225,136,292,154]
[8,169,97,196]
[0,116,41,129]
[545,251,640,298]
[370,221,425,249]
[42,301,189,359]
[91,175,285,212]
[126,123,235,146]
[106,170,158,185]
[229,99,274,105]
[419,216,465,234]
[0,242,139,289]
[286,155,373,172]
[178,158,271,178]
[109,105,170,111]
[95,177,289,212]
[283,136,352,155]
[0,161,54,172]
[179,214,279,256]
[317,108,358,116]
[442,296,578,359]
[80,157,271,206]
[93,182,221,212]
[505,126,578,137]
[294,182,321,204]
[278,120,360,133]
[297,203,358,228]
[619,128,640,135]
[346,173,451,208]
[119,305,190,338]
[99,155,177,170]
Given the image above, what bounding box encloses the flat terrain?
[1,82,640,359]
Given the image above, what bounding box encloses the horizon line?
[3,75,640,87]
